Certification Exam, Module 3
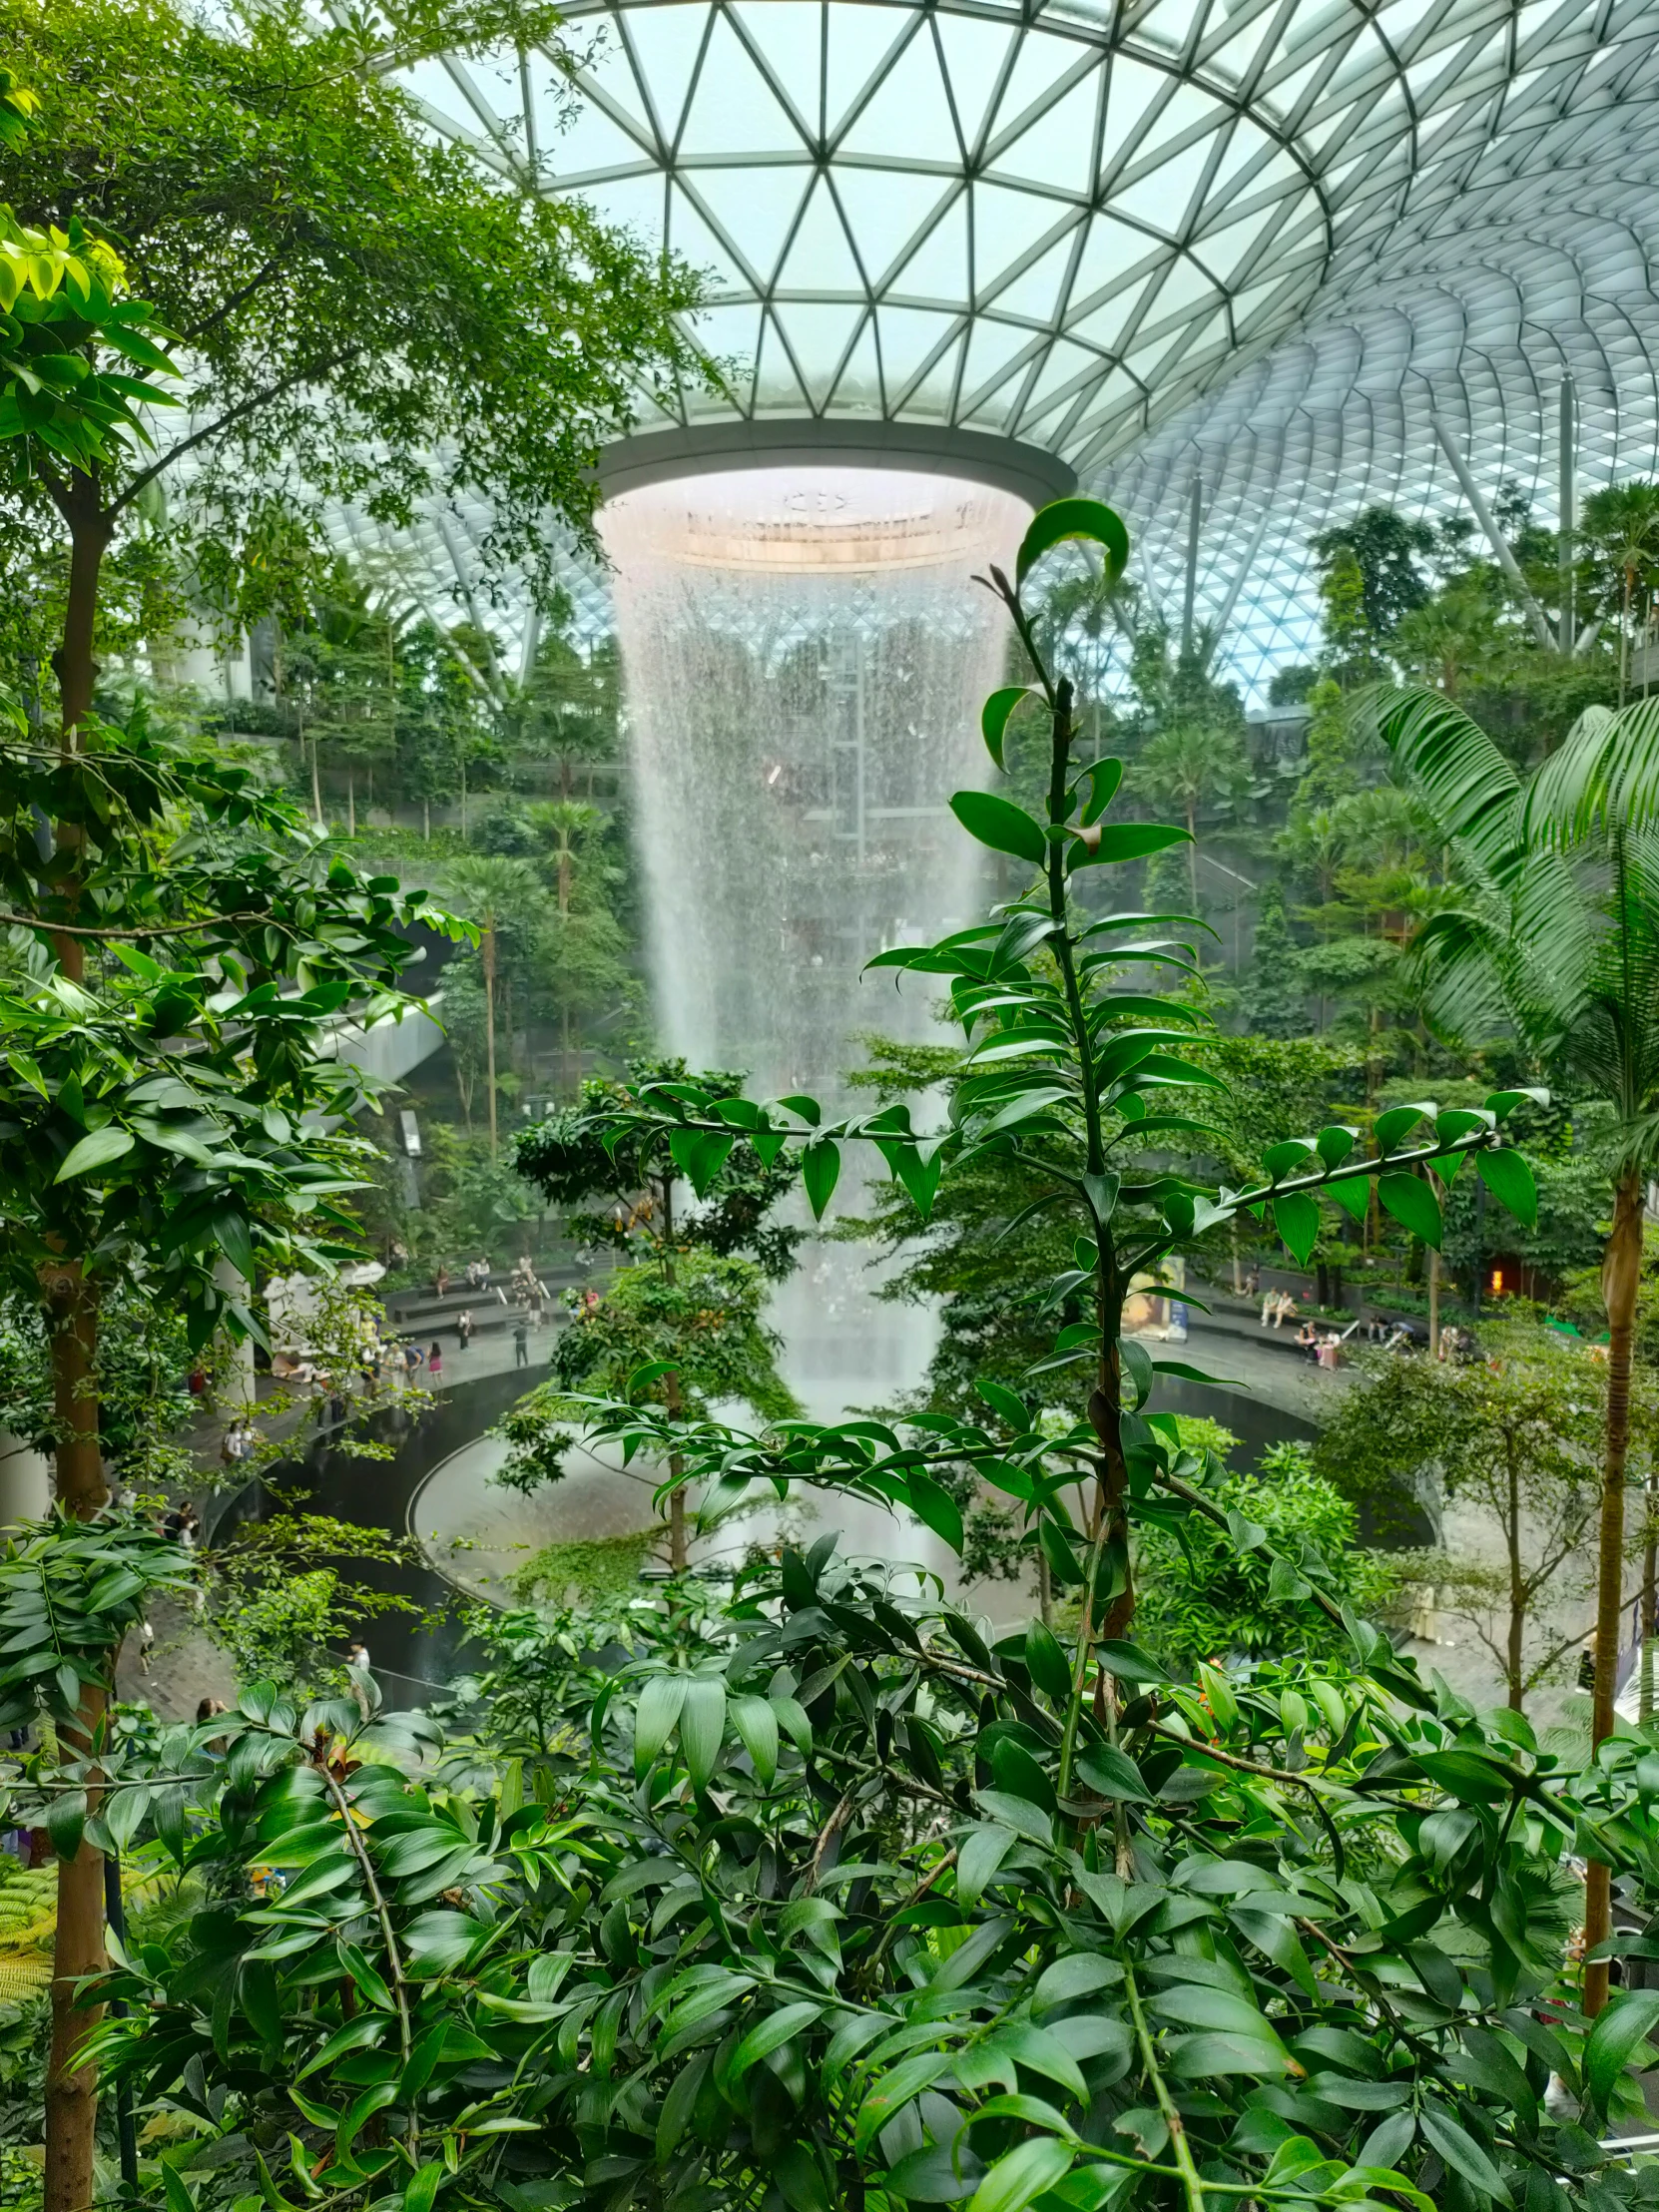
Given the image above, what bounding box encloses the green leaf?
[1022,1618,1072,1705]
[1378,1172,1442,1250]
[668,1127,736,1198]
[1483,1086,1548,1123]
[1074,1745,1150,1803]
[1274,1189,1320,1266]
[983,687,1037,771]
[726,2000,826,2084]
[729,1694,779,1787]
[1093,1640,1170,1686]
[163,2168,197,2212]
[1014,497,1130,589]
[633,1675,687,1776]
[47,1791,86,1863]
[950,791,1048,867]
[908,1469,964,1553]
[1475,1147,1537,1228]
[1415,2103,1510,2202]
[214,1205,257,1284]
[1374,1101,1435,1154]
[957,1825,1017,1909]
[1584,1987,1659,2114]
[54,1126,134,1182]
[1078,759,1123,827]
[802,1139,840,1221]
[855,2053,953,2154]
[656,2052,713,2163]
[404,2164,442,2212]
[678,1677,727,1791]
[965,2135,1076,2212]
[1032,1953,1122,2014]
[1325,1175,1371,1224]
[1071,822,1188,870]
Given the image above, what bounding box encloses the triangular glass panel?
[875,306,962,401]
[731,3,825,141]
[775,175,867,296]
[839,25,958,164]
[1097,55,1171,174]
[1129,0,1204,61]
[572,25,654,136]
[832,167,957,290]
[828,317,883,415]
[625,5,714,146]
[679,12,809,157]
[990,27,1093,144]
[988,74,1103,198]
[933,14,1017,159]
[752,309,813,411]
[958,316,1042,416]
[1069,217,1162,314]
[1190,200,1281,289]
[897,329,964,419]
[1016,337,1109,422]
[983,228,1082,326]
[826,3,906,143]
[586,171,668,252]
[775,301,865,405]
[1113,133,1218,237]
[1136,253,1219,341]
[1067,274,1160,356]
[691,167,814,286]
[688,303,766,405]
[972,181,1068,297]
[884,191,969,307]
[667,182,752,296]
[546,92,653,181]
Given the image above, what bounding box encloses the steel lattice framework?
[384,0,1659,698]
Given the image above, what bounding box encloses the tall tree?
[1380,686,1659,2009]
[1311,505,1434,649]
[444,856,547,1156]
[1578,482,1659,708]
[0,0,700,738]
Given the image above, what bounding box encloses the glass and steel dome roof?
[387,1,1659,697]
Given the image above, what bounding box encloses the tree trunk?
[347,769,355,839]
[659,1176,688,1572]
[482,921,498,1158]
[308,731,321,828]
[423,799,430,842]
[52,487,113,744]
[1506,1450,1523,1713]
[1585,1166,1645,2015]
[1428,1245,1440,1357]
[1642,1474,1657,1727]
[40,1261,107,2212]
[1186,800,1198,913]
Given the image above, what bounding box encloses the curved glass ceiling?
[389,1,1659,700]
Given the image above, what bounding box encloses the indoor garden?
[9,6,1659,2212]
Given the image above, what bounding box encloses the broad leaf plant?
[69,502,1659,2212]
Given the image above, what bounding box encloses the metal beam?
[1429,415,1557,653]
[1559,373,1576,656]
[1181,472,1202,659]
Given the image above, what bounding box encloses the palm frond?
[1523,703,1621,847]
[1375,686,1527,890]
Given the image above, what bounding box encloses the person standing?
[428,1341,443,1384]
[513,1319,529,1369]
[457,1310,474,1352]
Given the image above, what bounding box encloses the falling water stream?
[601,467,1031,1582]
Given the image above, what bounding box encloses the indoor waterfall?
[601,466,1030,1579]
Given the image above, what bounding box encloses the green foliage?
[508,1530,657,1607]
[1314,1334,1650,1708]
[203,1512,428,1696]
[0,0,702,657]
[1133,1438,1397,1672]
[0,702,465,1349]
[71,1533,1659,2212]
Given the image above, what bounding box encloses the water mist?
[601,466,1029,1581]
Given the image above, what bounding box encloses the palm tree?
[1578,481,1659,706]
[1380,686,1659,2014]
[444,856,546,1156]
[1137,719,1250,909]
